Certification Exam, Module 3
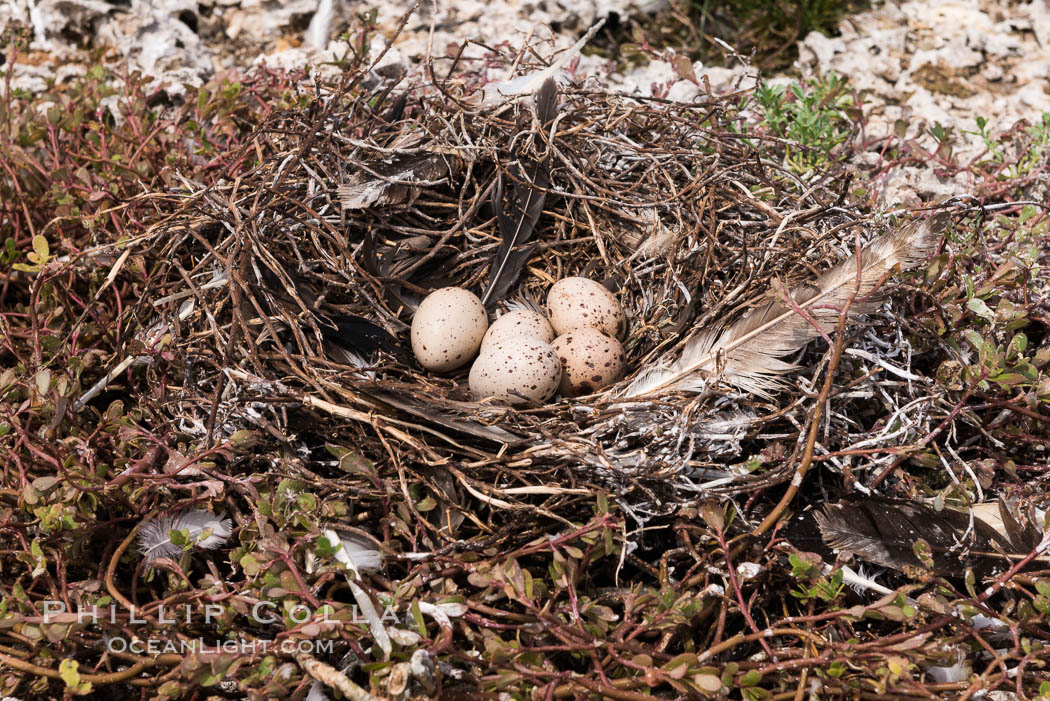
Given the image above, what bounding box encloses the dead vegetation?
[1,28,1050,699]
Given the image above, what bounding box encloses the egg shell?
[480,309,556,352]
[547,277,626,338]
[411,287,488,372]
[468,336,561,404]
[551,328,626,396]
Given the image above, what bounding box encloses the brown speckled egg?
[547,277,626,338]
[468,337,561,404]
[552,328,625,396]
[411,287,488,372]
[480,309,555,352]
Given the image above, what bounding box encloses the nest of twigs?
[130,58,951,527]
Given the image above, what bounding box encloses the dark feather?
[535,78,558,126]
[481,83,559,306]
[383,92,408,123]
[323,315,403,359]
[811,498,1012,577]
[480,161,550,304]
[481,163,550,306]
[361,230,380,276]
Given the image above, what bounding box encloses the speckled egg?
[468,337,561,404]
[552,328,626,396]
[411,287,488,372]
[547,277,626,338]
[480,309,556,352]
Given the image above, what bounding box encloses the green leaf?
[59,658,92,695]
[740,669,762,686]
[1007,333,1028,356]
[912,539,934,570]
[197,86,211,114]
[31,235,49,263]
[563,545,584,559]
[826,661,846,678]
[410,599,426,635]
[29,540,46,578]
[239,553,262,576]
[694,673,722,693]
[315,535,337,557]
[663,653,697,679]
[967,297,994,321]
[991,372,1027,388]
[964,569,977,598]
[105,400,124,420]
[337,451,374,474]
[34,369,51,397]
[59,658,80,686]
[962,329,985,353]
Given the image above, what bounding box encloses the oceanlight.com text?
[105,637,335,655]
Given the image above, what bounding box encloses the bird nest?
[139,62,942,525]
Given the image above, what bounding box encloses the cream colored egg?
[552,328,625,396]
[411,287,488,372]
[480,309,555,352]
[469,337,561,404]
[547,277,626,338]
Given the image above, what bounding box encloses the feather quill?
[626,213,950,398]
[137,509,232,564]
[481,79,558,306]
[368,390,520,443]
[324,529,391,659]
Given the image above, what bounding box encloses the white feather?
[626,213,949,398]
[306,0,335,50]
[328,531,383,575]
[323,529,390,659]
[482,19,606,103]
[137,509,232,563]
[829,564,895,598]
[306,681,330,701]
[924,654,972,683]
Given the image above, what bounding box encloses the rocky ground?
[798,1,1050,205]
[7,2,1050,194]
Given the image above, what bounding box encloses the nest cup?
[151,64,908,513]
